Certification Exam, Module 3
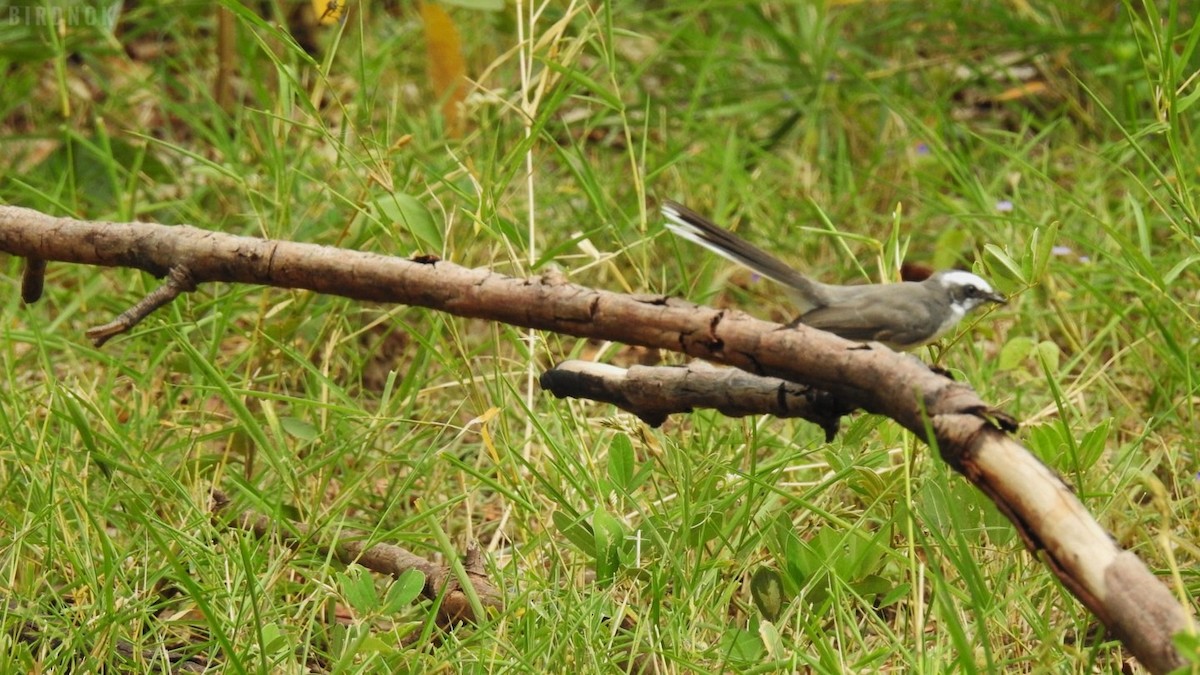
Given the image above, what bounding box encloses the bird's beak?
[986,291,1007,305]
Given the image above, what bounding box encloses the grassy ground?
[2,0,1198,672]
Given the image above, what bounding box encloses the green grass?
[2,0,1199,672]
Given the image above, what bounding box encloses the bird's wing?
[798,290,938,349]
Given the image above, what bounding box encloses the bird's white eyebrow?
[939,270,994,292]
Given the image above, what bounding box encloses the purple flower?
[995,200,1014,212]
[1051,246,1090,264]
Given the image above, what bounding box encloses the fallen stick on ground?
[209,489,501,625]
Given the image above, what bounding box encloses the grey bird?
[662,200,1006,351]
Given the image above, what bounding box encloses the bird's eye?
[965,286,979,297]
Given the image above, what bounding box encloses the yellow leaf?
[471,407,502,463]
[420,2,467,136]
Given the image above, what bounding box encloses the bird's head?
[932,270,1007,316]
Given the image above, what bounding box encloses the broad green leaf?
[261,622,290,653]
[339,565,380,614]
[685,508,721,546]
[997,336,1035,371]
[1035,340,1061,374]
[758,619,785,659]
[592,508,625,582]
[1027,423,1067,463]
[984,243,1025,284]
[852,574,893,602]
[1076,419,1111,471]
[607,433,635,491]
[750,567,785,621]
[279,416,319,442]
[552,510,596,556]
[782,529,814,587]
[878,582,911,609]
[383,569,426,613]
[1030,221,1060,283]
[355,635,398,658]
[369,194,443,252]
[721,626,766,664]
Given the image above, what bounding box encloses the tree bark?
[0,205,1191,673]
[539,359,854,438]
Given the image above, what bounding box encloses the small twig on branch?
[85,265,198,347]
[209,489,502,626]
[540,359,854,440]
[21,257,46,304]
[0,205,1192,673]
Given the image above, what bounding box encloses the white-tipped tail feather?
[661,200,828,312]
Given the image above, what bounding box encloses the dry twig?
[20,257,46,304]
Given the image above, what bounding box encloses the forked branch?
[0,205,1191,673]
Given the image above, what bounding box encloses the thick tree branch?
[540,359,853,440]
[0,205,1002,434]
[0,205,1191,673]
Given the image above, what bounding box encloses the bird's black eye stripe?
[965,285,979,297]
